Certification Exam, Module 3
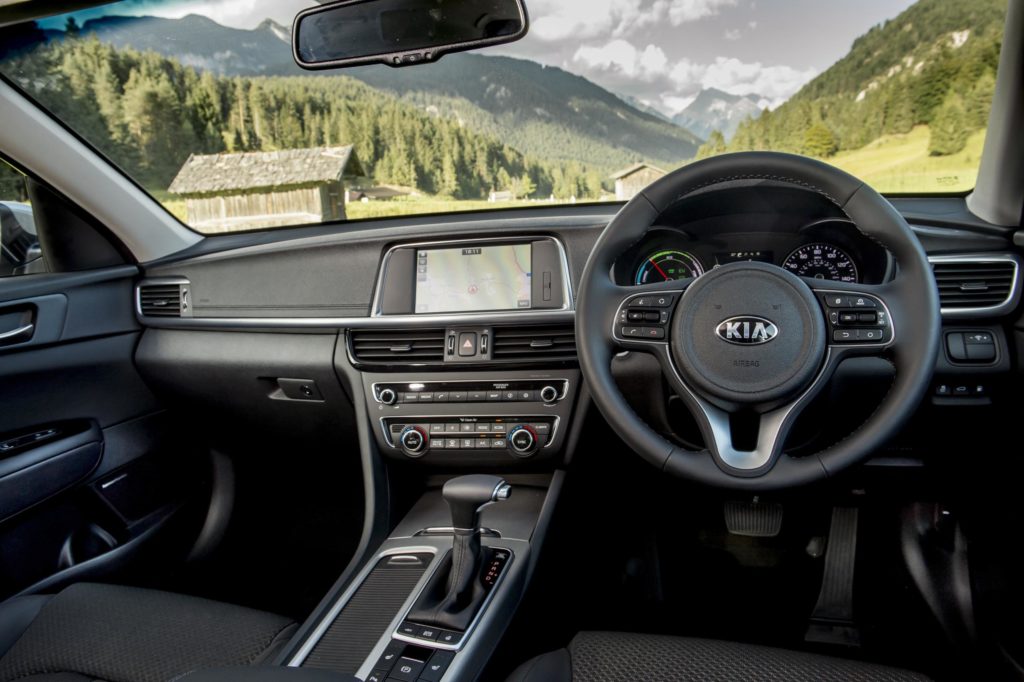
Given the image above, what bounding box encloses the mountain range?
[672,88,766,141]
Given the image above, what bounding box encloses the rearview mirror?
[293,0,528,70]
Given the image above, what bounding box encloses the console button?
[390,656,425,681]
[966,343,996,362]
[486,391,502,401]
[397,622,418,637]
[502,390,516,401]
[475,438,490,449]
[417,392,434,402]
[531,423,551,435]
[460,423,474,432]
[445,438,460,449]
[416,626,440,641]
[434,392,449,402]
[450,391,467,402]
[518,390,536,401]
[491,423,507,433]
[436,630,462,646]
[429,424,445,434]
[419,650,455,682]
[402,393,419,402]
[458,332,477,357]
[445,423,460,433]
[374,640,405,671]
[965,332,993,345]
[460,438,474,449]
[475,423,491,432]
[491,438,507,449]
[430,439,445,449]
[366,670,387,682]
[468,391,486,402]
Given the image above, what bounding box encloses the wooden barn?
[168,146,365,232]
[610,162,667,201]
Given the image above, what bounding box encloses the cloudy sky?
[48,0,917,116]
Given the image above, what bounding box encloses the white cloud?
[573,39,670,80]
[724,28,742,40]
[665,0,738,25]
[527,0,736,41]
[661,94,698,113]
[698,57,817,105]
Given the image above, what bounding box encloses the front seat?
[0,582,301,682]
[508,632,931,682]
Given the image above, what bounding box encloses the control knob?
[399,426,427,457]
[539,385,560,404]
[378,388,397,405]
[508,425,538,458]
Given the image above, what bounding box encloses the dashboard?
[615,218,892,287]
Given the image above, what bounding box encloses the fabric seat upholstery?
[507,631,931,682]
[0,583,299,682]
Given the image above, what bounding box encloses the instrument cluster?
[618,219,890,287]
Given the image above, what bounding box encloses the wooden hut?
[610,162,667,201]
[168,146,365,232]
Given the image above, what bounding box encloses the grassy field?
[826,125,986,194]
[147,124,983,232]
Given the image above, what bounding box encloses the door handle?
[0,322,34,345]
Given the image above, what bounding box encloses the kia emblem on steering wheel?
[715,316,779,345]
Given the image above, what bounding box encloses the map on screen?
[415,244,532,313]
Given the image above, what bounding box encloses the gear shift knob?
[443,474,511,530]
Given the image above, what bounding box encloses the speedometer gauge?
[783,243,858,282]
[635,250,704,284]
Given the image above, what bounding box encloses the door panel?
[0,266,206,599]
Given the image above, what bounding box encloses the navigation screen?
[415,244,532,313]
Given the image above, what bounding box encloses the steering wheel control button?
[621,326,666,339]
[821,291,892,346]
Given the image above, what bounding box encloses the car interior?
[0,0,1022,680]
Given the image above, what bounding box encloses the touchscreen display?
[415,244,532,313]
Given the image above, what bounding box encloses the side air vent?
[930,256,1020,317]
[350,328,446,365]
[138,281,188,318]
[491,324,577,362]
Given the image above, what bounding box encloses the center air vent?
[138,281,188,318]
[350,329,446,365]
[491,324,577,362]
[930,257,1020,316]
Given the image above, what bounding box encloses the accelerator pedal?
[724,497,783,537]
[805,506,862,646]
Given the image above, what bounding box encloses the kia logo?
[715,316,779,345]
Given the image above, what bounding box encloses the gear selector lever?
[406,475,511,632]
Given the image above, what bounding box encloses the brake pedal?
[724,498,783,537]
[805,507,861,646]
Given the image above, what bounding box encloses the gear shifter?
[406,475,511,632]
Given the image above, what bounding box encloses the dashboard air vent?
[491,324,577,362]
[350,328,446,365]
[931,258,1019,313]
[138,282,185,318]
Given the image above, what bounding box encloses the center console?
[282,236,577,681]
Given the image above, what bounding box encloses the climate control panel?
[383,417,555,459]
[373,380,567,405]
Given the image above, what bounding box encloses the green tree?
[928,96,969,156]
[803,122,838,157]
[696,130,727,159]
[509,173,535,199]
[965,71,996,129]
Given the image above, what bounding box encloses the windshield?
[0,0,1006,234]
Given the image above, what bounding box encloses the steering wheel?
[577,152,940,490]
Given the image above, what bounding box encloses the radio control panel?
[363,370,578,466]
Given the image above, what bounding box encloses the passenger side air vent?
[491,324,577,362]
[137,281,188,318]
[350,328,446,365]
[930,256,1020,316]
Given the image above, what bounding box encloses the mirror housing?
[293,0,528,70]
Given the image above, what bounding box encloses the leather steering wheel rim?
[577,152,940,490]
